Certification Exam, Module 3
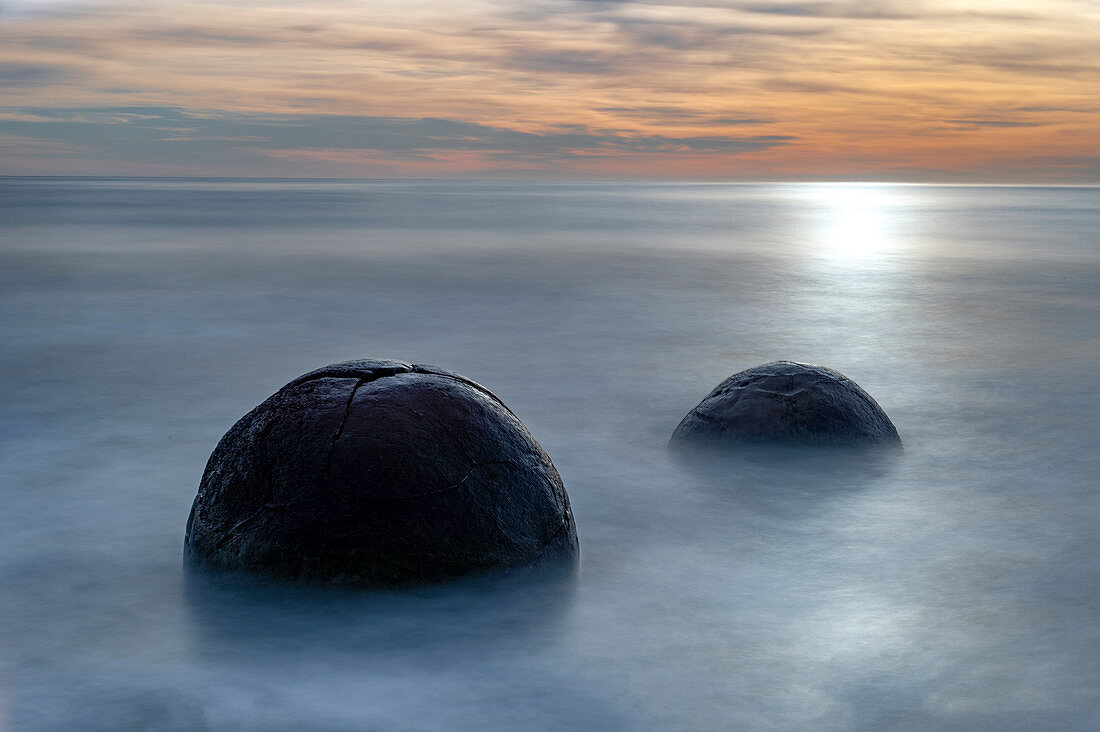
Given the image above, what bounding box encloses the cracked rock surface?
[671,361,901,449]
[185,359,578,587]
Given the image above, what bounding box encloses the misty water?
[2,178,1098,730]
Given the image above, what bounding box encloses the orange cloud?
[0,0,1097,179]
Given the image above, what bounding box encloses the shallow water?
[1,178,1098,730]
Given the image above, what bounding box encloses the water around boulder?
[185,359,578,587]
[670,361,901,450]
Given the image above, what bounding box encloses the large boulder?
[185,359,578,587]
[670,361,901,449]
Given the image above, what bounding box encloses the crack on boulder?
[208,505,268,549]
[288,361,414,389]
[409,365,520,421]
[325,377,365,484]
[287,359,521,425]
[689,409,724,426]
[754,387,809,397]
[541,513,570,549]
[209,500,303,550]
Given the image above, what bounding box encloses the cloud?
[0,106,795,175]
[3,106,795,155]
[614,21,822,51]
[596,107,699,116]
[158,135,271,142]
[508,49,636,75]
[594,108,775,126]
[940,37,1100,77]
[739,1,920,19]
[947,119,1040,128]
[0,0,96,19]
[0,62,70,87]
[1014,105,1099,115]
[0,131,89,154]
[763,77,867,95]
[712,118,774,125]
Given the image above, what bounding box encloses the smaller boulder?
[671,361,901,449]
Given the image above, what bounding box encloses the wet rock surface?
[186,359,578,587]
[671,361,901,449]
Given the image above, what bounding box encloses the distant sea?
[2,178,1098,730]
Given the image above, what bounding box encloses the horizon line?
[2,175,1098,188]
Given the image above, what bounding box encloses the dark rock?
[670,361,901,449]
[185,359,578,587]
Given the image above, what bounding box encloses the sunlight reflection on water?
[809,184,903,264]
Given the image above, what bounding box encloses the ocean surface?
[1,178,1098,731]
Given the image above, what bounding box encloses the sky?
[0,0,1097,181]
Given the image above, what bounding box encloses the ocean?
[1,178,1098,730]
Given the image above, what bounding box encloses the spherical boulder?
[670,361,901,449]
[185,359,578,587]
